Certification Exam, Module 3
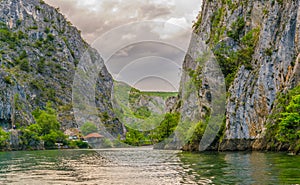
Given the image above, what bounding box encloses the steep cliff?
[179,0,300,152]
[0,0,123,137]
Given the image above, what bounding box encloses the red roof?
[84,133,104,139]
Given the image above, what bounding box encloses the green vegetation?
[16,102,89,149]
[267,85,300,153]
[31,102,67,148]
[227,17,246,41]
[211,7,225,43]
[133,106,151,119]
[69,140,89,149]
[140,91,178,100]
[124,127,146,146]
[0,22,27,50]
[276,0,283,5]
[150,112,180,143]
[188,121,207,145]
[3,75,14,85]
[214,27,260,89]
[80,122,98,136]
[0,128,10,148]
[113,81,180,146]
[123,112,180,146]
[20,59,30,72]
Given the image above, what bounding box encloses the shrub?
[124,127,145,146]
[133,106,151,119]
[37,58,46,73]
[227,16,246,41]
[32,102,68,148]
[69,140,89,149]
[0,128,9,148]
[3,75,13,85]
[276,91,300,142]
[149,112,180,143]
[42,130,67,148]
[20,59,30,72]
[80,122,98,136]
[47,34,55,41]
[267,85,300,152]
[19,126,42,147]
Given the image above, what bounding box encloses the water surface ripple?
[0,148,299,184]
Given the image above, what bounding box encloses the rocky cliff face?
[179,0,299,151]
[0,0,123,136]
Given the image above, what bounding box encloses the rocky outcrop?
[0,0,123,136]
[178,0,299,151]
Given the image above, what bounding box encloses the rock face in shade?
[0,0,124,136]
[177,0,299,151]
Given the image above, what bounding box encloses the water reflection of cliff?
[178,151,300,184]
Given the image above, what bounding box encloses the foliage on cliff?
[267,85,300,153]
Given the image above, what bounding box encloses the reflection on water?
[0,148,299,185]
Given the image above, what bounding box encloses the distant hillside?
[113,81,178,126]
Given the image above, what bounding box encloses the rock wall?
[0,0,124,136]
[179,0,300,150]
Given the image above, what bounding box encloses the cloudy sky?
[44,0,202,91]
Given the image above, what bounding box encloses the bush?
[32,102,67,148]
[47,34,55,41]
[227,16,246,41]
[276,91,300,142]
[267,85,300,152]
[69,140,89,149]
[80,122,98,136]
[124,127,145,146]
[0,128,9,148]
[214,28,260,89]
[149,112,180,143]
[33,102,60,135]
[19,126,42,147]
[42,130,67,148]
[3,75,14,85]
[133,106,151,119]
[37,58,46,73]
[20,59,30,72]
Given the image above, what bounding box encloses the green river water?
[0,148,299,184]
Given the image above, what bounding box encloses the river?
[0,148,299,185]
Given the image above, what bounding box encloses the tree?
[32,102,60,136]
[80,122,98,136]
[150,113,180,143]
[31,102,67,148]
[19,125,41,147]
[42,130,67,148]
[124,127,145,146]
[0,128,9,148]
[277,94,300,142]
